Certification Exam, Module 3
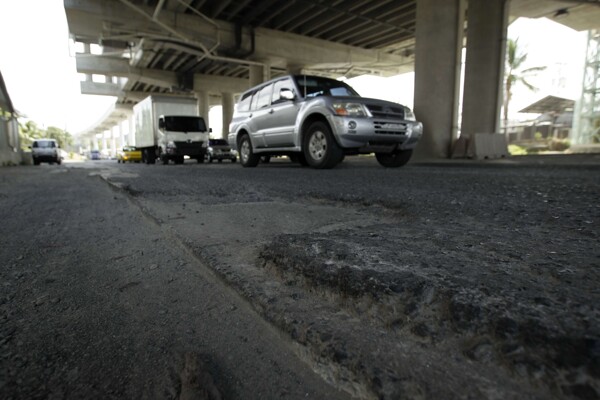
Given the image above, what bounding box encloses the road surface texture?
[1,154,598,399]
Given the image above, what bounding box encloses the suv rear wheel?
[375,149,413,168]
[303,121,343,169]
[239,134,260,167]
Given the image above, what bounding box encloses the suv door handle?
[248,113,253,118]
[269,109,274,114]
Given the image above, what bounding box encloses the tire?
[33,160,40,166]
[303,121,343,169]
[238,134,259,167]
[289,153,309,166]
[375,149,413,168]
[143,149,155,164]
[158,149,169,165]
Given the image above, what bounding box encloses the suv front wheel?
[303,121,344,169]
[239,134,260,167]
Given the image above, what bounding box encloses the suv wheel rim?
[241,139,250,163]
[308,131,327,160]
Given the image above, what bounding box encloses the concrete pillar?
[413,0,465,159]
[221,92,234,140]
[102,131,108,152]
[83,43,93,82]
[249,65,264,87]
[110,127,117,157]
[461,0,509,140]
[118,121,125,148]
[196,90,210,131]
[287,65,304,75]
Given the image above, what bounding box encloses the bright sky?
[0,0,115,133]
[0,1,589,136]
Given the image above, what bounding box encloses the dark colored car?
[206,139,237,163]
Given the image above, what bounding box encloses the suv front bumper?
[328,115,423,151]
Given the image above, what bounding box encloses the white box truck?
[134,95,209,164]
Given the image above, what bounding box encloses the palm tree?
[503,38,546,133]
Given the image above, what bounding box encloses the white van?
[30,139,61,165]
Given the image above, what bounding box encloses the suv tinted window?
[254,84,273,110]
[237,91,253,112]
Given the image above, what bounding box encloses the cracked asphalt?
[1,154,599,399]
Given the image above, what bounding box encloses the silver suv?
[228,75,422,169]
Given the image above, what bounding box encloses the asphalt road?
[1,155,599,399]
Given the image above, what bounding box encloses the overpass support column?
[196,90,210,131]
[414,0,466,159]
[461,0,509,142]
[249,64,270,87]
[221,92,234,140]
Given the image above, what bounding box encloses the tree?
[18,120,44,149]
[503,38,546,132]
[45,126,73,149]
[18,121,73,150]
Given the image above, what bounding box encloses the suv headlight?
[404,108,416,121]
[332,103,369,117]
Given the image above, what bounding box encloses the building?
[0,70,21,166]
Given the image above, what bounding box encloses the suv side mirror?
[280,89,295,101]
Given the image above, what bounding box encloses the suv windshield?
[164,116,206,132]
[293,76,359,98]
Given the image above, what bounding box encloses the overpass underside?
[64,0,600,158]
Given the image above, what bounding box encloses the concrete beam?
[193,74,250,94]
[65,0,412,75]
[76,55,178,88]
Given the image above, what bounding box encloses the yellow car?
[117,146,142,163]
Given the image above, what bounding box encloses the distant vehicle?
[206,139,237,163]
[90,150,101,160]
[228,75,422,169]
[117,146,142,163]
[134,95,210,165]
[30,139,61,165]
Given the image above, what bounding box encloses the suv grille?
[366,104,405,120]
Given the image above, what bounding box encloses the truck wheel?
[375,149,413,168]
[303,121,343,169]
[158,149,168,165]
[238,134,259,167]
[143,149,155,164]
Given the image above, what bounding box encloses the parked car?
[30,139,61,165]
[206,139,237,163]
[117,146,142,163]
[228,75,422,169]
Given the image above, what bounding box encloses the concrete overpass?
[64,0,600,158]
